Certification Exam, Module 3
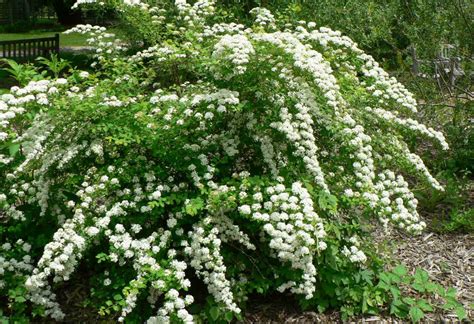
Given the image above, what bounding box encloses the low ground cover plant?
[0,0,467,322]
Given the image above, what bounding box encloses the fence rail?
[0,34,60,61]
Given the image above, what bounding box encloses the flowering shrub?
[0,0,453,322]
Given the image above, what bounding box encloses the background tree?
[49,0,82,25]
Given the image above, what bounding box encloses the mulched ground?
[243,229,473,323]
[388,231,473,309]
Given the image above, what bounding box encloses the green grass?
[0,27,124,47]
[0,31,89,47]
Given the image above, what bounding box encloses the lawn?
[0,31,89,47]
[0,27,124,47]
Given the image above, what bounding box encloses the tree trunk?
[51,0,82,26]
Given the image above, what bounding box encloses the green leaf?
[377,281,390,290]
[185,198,204,216]
[224,311,233,322]
[388,272,401,283]
[362,292,368,313]
[113,294,123,301]
[446,287,457,298]
[389,287,401,299]
[455,306,466,320]
[409,306,424,322]
[15,296,26,303]
[442,297,459,310]
[403,297,415,305]
[360,270,373,285]
[9,143,20,157]
[209,307,220,321]
[96,252,108,263]
[425,282,438,293]
[318,192,338,214]
[414,269,429,283]
[392,264,407,277]
[411,282,426,293]
[332,225,341,240]
[317,304,326,313]
[354,272,361,283]
[417,299,433,312]
[379,272,391,284]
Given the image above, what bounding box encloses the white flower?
[79,71,90,79]
[238,205,251,215]
[86,226,100,236]
[151,191,161,200]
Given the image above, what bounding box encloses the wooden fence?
[410,45,466,94]
[0,34,60,61]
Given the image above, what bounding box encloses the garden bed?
[37,227,472,323]
[243,229,473,323]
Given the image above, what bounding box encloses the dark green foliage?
[217,0,473,65]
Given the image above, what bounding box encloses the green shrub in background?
[0,0,469,322]
[217,0,473,66]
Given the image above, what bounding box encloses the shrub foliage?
[0,0,460,322]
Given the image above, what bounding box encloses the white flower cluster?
[213,34,255,76]
[269,93,328,191]
[16,163,197,321]
[78,71,90,79]
[107,217,194,322]
[238,181,326,299]
[147,289,194,324]
[71,0,96,9]
[72,0,143,9]
[341,236,367,263]
[184,221,240,313]
[254,134,279,178]
[374,170,426,233]
[0,79,68,166]
[253,32,343,113]
[250,7,276,28]
[25,218,86,319]
[175,0,215,25]
[109,227,193,322]
[64,24,105,35]
[304,27,419,114]
[365,106,448,150]
[146,86,241,184]
[101,95,125,107]
[209,212,256,251]
[341,245,367,263]
[202,22,246,38]
[341,121,375,190]
[0,240,33,289]
[64,25,126,62]
[129,45,182,63]
[124,0,142,6]
[406,152,443,191]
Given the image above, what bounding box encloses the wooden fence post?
[0,34,61,61]
[55,33,60,54]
